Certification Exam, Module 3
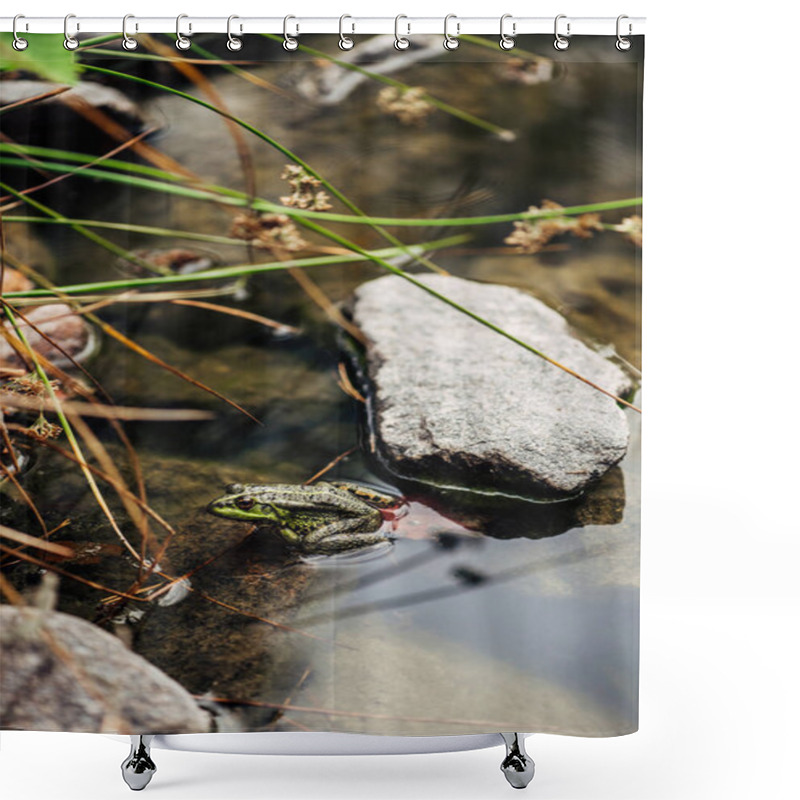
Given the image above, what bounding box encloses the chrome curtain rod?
[1,16,645,37]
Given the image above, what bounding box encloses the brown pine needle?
[170,298,300,333]
[192,589,323,640]
[289,267,366,344]
[0,543,146,601]
[142,527,258,602]
[87,314,262,425]
[0,127,157,210]
[336,362,366,403]
[0,85,71,114]
[304,446,358,485]
[0,418,22,475]
[0,461,49,537]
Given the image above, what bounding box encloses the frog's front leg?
[298,513,386,554]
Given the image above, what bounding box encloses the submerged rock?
[0,303,96,371]
[350,274,633,498]
[0,605,211,733]
[1,266,34,294]
[0,80,144,124]
[294,35,442,106]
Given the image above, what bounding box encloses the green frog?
[206,481,403,555]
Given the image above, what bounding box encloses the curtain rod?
[1,16,645,37]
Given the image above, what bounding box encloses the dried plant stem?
[303,446,358,485]
[0,543,145,601]
[0,525,74,557]
[0,305,143,561]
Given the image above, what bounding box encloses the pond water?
[2,36,641,736]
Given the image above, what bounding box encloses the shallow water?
[2,36,641,735]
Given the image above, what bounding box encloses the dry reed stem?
[170,298,300,333]
[0,525,74,556]
[0,307,145,560]
[1,392,213,421]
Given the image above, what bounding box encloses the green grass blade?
[1,153,641,227]
[78,63,450,275]
[0,179,166,273]
[2,215,254,246]
[2,235,469,298]
[259,34,514,140]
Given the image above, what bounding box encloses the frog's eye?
[235,496,255,511]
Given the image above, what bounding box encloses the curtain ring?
[499,14,515,51]
[338,15,355,51]
[616,15,632,51]
[554,14,570,50]
[283,15,299,51]
[176,14,191,50]
[394,15,410,51]
[63,13,79,50]
[443,14,460,51]
[226,16,242,51]
[122,14,138,51]
[12,15,28,51]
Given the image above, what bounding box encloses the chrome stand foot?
[121,735,157,791]
[500,733,535,789]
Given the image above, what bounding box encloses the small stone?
[0,80,144,124]
[0,303,95,370]
[350,274,634,498]
[117,248,220,277]
[1,267,34,293]
[0,605,211,733]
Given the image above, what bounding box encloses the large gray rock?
[0,606,210,734]
[350,274,634,498]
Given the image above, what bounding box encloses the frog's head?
[206,484,279,522]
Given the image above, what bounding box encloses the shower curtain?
[0,29,642,740]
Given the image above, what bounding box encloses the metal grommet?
[12,15,28,51]
[122,14,138,51]
[443,14,460,51]
[283,15,299,51]
[63,13,79,50]
[339,14,354,51]
[616,14,632,51]
[554,14,570,50]
[176,13,191,50]
[499,14,515,51]
[226,15,242,51]
[394,15,410,51]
